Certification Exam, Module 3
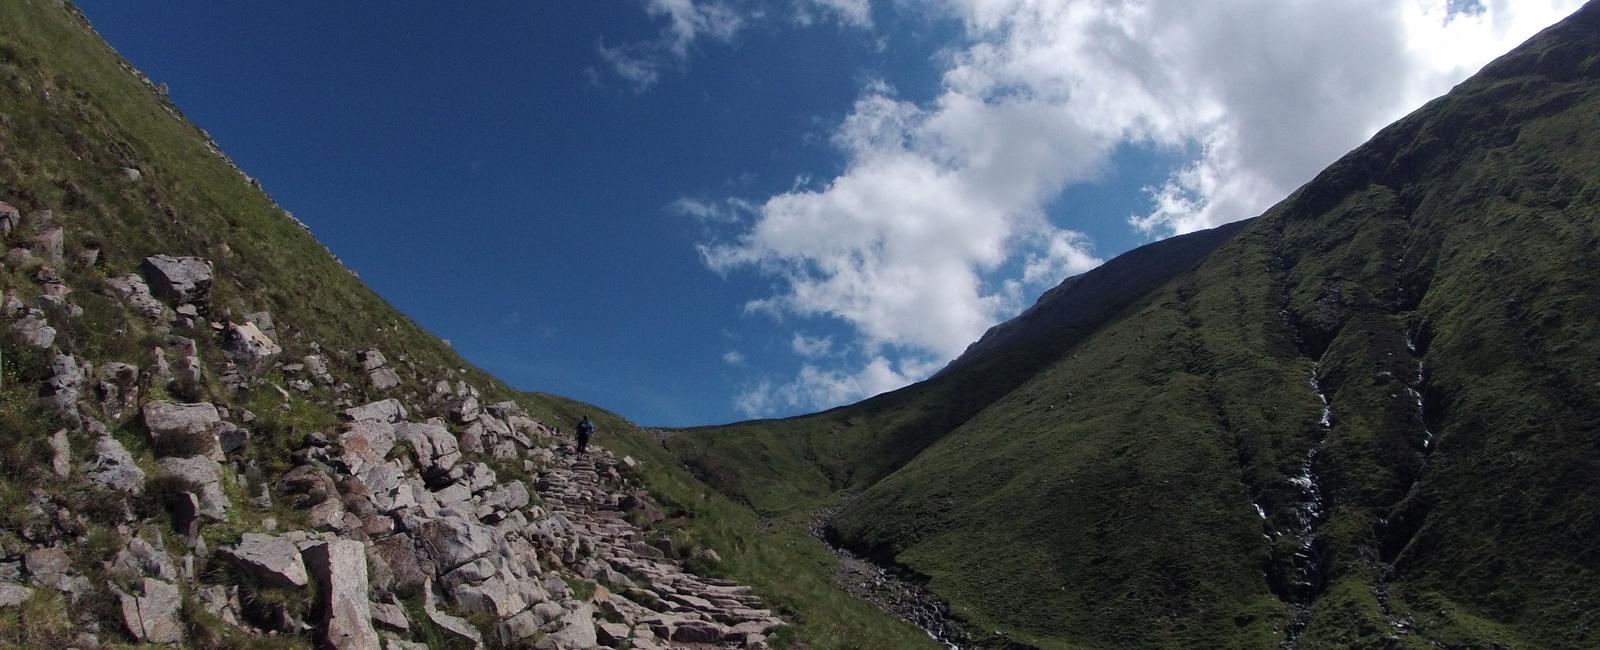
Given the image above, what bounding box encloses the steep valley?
[1,1,1598,649]
[674,3,1600,648]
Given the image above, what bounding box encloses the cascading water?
[1282,363,1333,649]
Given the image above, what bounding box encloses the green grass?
[521,391,939,649]
[0,1,934,646]
[678,7,1600,649]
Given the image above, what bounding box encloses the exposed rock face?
[112,536,179,582]
[13,309,55,348]
[220,533,310,589]
[42,353,85,424]
[0,201,19,234]
[423,577,485,647]
[25,547,82,593]
[450,396,481,424]
[302,540,382,650]
[370,595,410,633]
[118,578,184,644]
[48,429,70,478]
[359,348,403,390]
[0,582,32,608]
[220,320,281,376]
[82,435,146,494]
[304,354,334,385]
[143,400,223,458]
[140,255,212,305]
[536,602,598,650]
[344,398,408,423]
[244,310,277,341]
[416,513,495,574]
[94,361,142,419]
[27,226,63,264]
[397,420,461,475]
[156,455,229,520]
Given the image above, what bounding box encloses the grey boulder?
[156,455,230,520]
[220,533,309,588]
[302,540,382,650]
[118,578,184,644]
[220,321,281,376]
[141,255,213,305]
[82,436,146,494]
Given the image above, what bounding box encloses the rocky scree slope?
[676,3,1600,649]
[0,176,788,647]
[0,1,936,648]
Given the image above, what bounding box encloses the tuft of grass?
[0,588,75,647]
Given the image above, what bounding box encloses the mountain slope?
[666,220,1248,514]
[687,3,1600,648]
[0,2,935,647]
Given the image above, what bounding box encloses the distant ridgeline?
[672,3,1600,648]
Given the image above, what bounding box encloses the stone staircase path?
[535,445,784,649]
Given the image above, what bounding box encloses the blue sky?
[74,1,1579,426]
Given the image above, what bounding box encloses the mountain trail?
[535,444,786,648]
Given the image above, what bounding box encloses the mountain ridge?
[679,3,1600,648]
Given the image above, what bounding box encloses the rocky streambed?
[807,506,979,649]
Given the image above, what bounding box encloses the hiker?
[576,415,595,455]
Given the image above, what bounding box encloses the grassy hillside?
[0,1,933,646]
[666,221,1248,516]
[686,3,1600,648]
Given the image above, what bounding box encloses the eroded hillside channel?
[807,506,989,649]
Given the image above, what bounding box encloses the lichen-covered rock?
[42,353,85,424]
[369,366,402,391]
[48,429,70,478]
[303,354,335,385]
[369,534,429,593]
[450,395,480,424]
[0,582,33,608]
[370,594,410,633]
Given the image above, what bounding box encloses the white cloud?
[790,333,835,357]
[670,196,760,223]
[734,355,938,417]
[708,0,1582,417]
[722,350,747,366]
[598,0,747,91]
[796,0,873,28]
